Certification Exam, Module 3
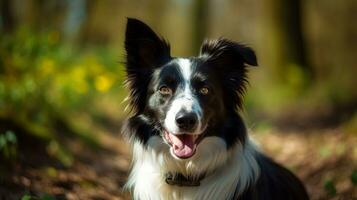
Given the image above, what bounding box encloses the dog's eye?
[199,87,209,95]
[159,86,172,95]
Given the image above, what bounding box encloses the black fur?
[239,153,309,200]
[123,18,255,147]
[123,18,309,199]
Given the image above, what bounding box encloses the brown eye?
[159,86,172,95]
[199,87,209,95]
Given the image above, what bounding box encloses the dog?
[122,18,309,200]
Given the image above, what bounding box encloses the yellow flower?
[95,75,113,92]
[41,58,54,75]
[71,67,88,94]
[72,66,86,79]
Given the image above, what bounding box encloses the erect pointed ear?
[124,18,171,114]
[125,18,171,70]
[199,38,257,67]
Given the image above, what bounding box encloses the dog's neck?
[164,172,206,187]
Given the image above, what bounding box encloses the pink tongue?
[168,133,196,158]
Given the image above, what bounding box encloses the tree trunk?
[0,0,14,33]
[191,0,209,55]
[263,0,312,84]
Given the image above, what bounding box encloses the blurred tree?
[63,0,87,42]
[192,0,209,55]
[263,0,312,85]
[0,0,15,33]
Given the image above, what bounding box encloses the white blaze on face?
[164,58,203,135]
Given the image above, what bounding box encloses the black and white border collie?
[122,18,309,200]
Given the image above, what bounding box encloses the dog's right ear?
[124,18,171,114]
[125,18,171,70]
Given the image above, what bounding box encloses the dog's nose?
[175,111,198,131]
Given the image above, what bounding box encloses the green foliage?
[351,170,357,186]
[40,194,56,200]
[0,130,17,159]
[45,167,58,178]
[0,28,127,166]
[21,194,55,200]
[21,195,32,200]
[0,28,124,115]
[324,179,337,196]
[47,140,73,167]
[343,113,357,135]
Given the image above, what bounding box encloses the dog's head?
[124,18,257,160]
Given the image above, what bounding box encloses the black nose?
[175,112,198,131]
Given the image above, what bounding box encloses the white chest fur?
[125,136,260,200]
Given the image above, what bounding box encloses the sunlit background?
[0,0,356,199]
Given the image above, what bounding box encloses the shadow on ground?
[0,119,356,200]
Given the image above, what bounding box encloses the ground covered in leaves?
[0,124,356,200]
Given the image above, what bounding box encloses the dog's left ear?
[199,38,257,67]
[200,38,258,109]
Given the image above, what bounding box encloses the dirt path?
[0,127,356,200]
[252,128,357,200]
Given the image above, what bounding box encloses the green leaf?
[5,130,17,144]
[21,195,32,200]
[351,170,357,185]
[324,179,337,196]
[41,194,56,200]
[0,135,5,149]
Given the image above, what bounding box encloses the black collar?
[165,172,205,187]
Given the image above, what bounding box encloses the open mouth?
[164,130,201,159]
